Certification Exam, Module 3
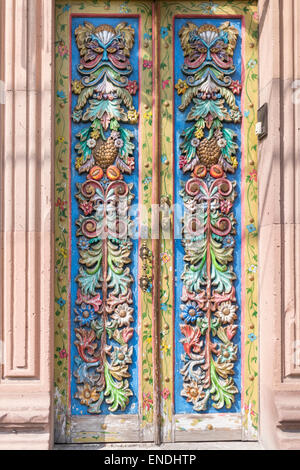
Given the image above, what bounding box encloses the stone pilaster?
[259,0,300,450]
[0,0,54,450]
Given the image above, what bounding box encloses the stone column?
[259,0,300,450]
[0,0,54,449]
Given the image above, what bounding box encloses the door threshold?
[54,441,262,451]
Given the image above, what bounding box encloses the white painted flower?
[217,138,227,148]
[87,138,96,149]
[112,303,134,327]
[110,131,120,140]
[248,265,257,273]
[215,301,238,324]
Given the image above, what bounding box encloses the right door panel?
[159,0,259,442]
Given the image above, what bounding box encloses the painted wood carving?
[176,22,241,412]
[72,21,138,414]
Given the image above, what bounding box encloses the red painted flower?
[58,43,68,57]
[220,200,232,215]
[56,198,67,211]
[143,392,153,411]
[249,170,257,182]
[143,59,153,69]
[162,79,170,90]
[161,388,170,400]
[230,80,242,95]
[80,201,94,216]
[179,155,187,169]
[59,349,68,359]
[126,80,138,95]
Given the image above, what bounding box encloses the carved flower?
[180,301,202,324]
[75,157,84,170]
[179,155,187,169]
[77,236,90,251]
[194,128,204,139]
[215,301,238,325]
[181,381,206,403]
[191,138,200,148]
[75,303,97,326]
[218,343,238,363]
[220,200,232,215]
[87,138,97,149]
[114,138,124,149]
[72,80,84,95]
[110,130,120,140]
[231,157,238,169]
[76,384,99,406]
[229,80,242,95]
[122,327,134,344]
[112,303,134,327]
[217,138,227,148]
[90,130,100,140]
[175,79,188,95]
[223,235,235,248]
[126,80,138,95]
[128,109,139,124]
[111,345,133,365]
[226,324,238,341]
[80,201,94,216]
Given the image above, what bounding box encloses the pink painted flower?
[122,327,134,344]
[76,289,102,312]
[80,201,93,216]
[143,392,153,411]
[220,200,232,215]
[58,43,68,57]
[162,79,170,90]
[230,80,242,95]
[161,252,170,264]
[161,388,170,400]
[179,155,187,169]
[59,349,68,359]
[126,80,138,95]
[253,11,259,23]
[226,324,238,341]
[249,170,257,182]
[56,198,67,211]
[143,59,153,69]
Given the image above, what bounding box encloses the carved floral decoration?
[176,22,241,411]
[72,22,138,413]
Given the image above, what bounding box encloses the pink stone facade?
[0,0,299,450]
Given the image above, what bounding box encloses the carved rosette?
[176,22,242,411]
[72,22,138,413]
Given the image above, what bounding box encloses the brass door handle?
[139,241,152,292]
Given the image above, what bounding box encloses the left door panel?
[54,1,154,444]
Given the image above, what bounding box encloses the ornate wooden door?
[54,0,258,444]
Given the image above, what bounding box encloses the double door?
[54,0,259,443]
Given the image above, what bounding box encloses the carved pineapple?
[197,137,221,168]
[93,137,118,170]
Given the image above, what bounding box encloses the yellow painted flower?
[128,109,139,124]
[231,157,238,169]
[60,248,68,258]
[146,336,152,344]
[90,130,100,140]
[75,157,83,170]
[161,342,170,354]
[58,136,65,143]
[72,80,84,95]
[77,384,99,406]
[175,79,188,95]
[194,128,204,139]
[144,110,152,121]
